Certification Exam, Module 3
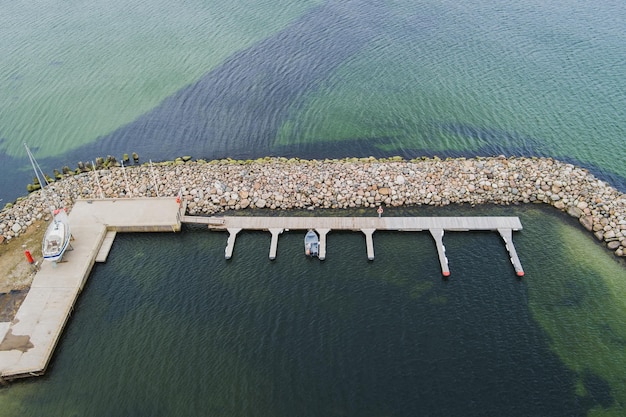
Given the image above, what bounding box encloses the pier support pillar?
[498,228,524,277]
[225,228,242,260]
[316,228,330,260]
[361,229,376,260]
[268,229,284,260]
[429,228,450,277]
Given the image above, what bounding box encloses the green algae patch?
[409,281,435,300]
[428,295,448,305]
[526,214,626,416]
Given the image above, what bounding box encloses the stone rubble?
[1,156,625,258]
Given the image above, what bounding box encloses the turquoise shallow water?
[1,0,626,415]
[1,0,625,202]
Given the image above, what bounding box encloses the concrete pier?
[183,215,524,276]
[316,228,330,260]
[429,228,450,277]
[498,228,525,277]
[95,231,117,262]
[1,208,523,382]
[225,228,241,260]
[0,198,181,381]
[269,228,284,260]
[361,229,376,261]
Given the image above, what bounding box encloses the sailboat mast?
[24,144,55,218]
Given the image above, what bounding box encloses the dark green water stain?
[523,207,626,416]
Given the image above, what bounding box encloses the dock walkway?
[0,198,181,381]
[1,204,523,382]
[182,215,524,277]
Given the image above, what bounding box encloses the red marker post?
[24,249,34,264]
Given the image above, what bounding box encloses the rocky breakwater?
[1,156,625,258]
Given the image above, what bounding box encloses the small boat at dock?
[304,230,319,257]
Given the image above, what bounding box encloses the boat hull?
[42,210,71,263]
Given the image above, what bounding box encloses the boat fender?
[25,250,34,264]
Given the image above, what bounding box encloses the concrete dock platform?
[0,198,181,381]
[96,231,117,262]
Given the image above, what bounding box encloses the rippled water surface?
[1,0,625,202]
[1,206,625,416]
[1,0,626,415]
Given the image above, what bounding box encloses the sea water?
[1,205,625,416]
[0,0,624,202]
[1,0,626,415]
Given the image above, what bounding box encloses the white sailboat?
[24,144,71,263]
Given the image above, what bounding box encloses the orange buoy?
[443,271,450,277]
[25,250,34,264]
[517,271,525,277]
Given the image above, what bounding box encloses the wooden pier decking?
[182,215,524,277]
[0,198,181,381]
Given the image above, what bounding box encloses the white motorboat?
[304,229,319,257]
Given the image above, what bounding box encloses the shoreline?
[1,156,625,270]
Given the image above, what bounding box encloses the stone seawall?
[1,156,625,257]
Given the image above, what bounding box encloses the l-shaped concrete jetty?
[0,198,181,381]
